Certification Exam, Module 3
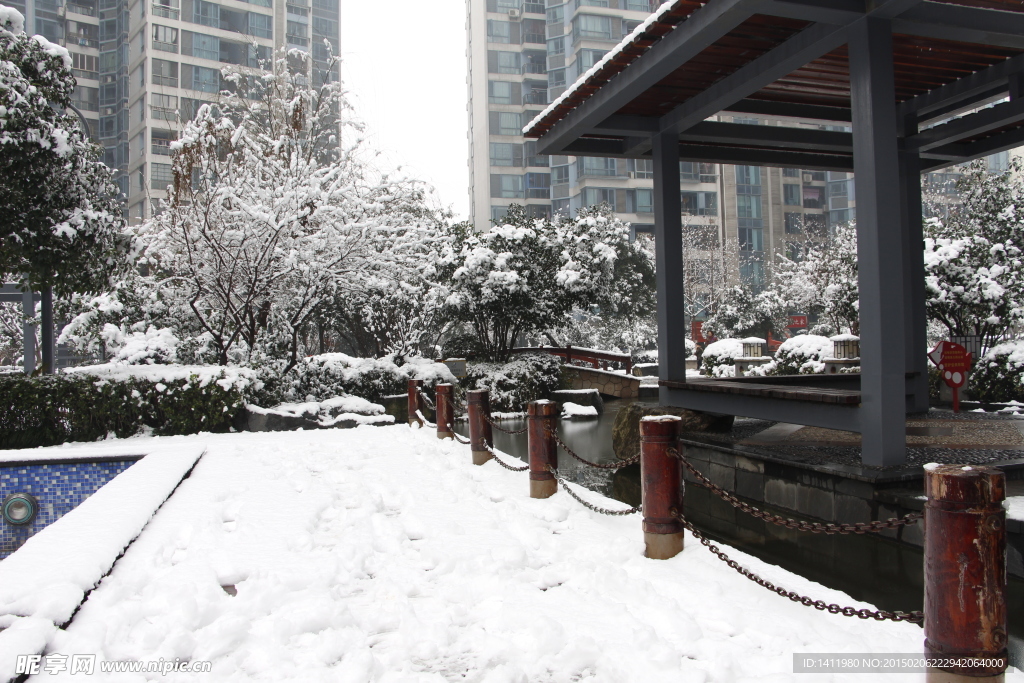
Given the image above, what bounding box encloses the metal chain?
[485,445,529,472]
[548,466,641,515]
[414,409,436,429]
[667,448,922,535]
[417,390,435,409]
[672,510,923,623]
[438,395,471,444]
[554,434,640,470]
[485,413,529,435]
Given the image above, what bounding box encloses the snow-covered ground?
[11,426,1019,682]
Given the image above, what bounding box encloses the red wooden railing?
[510,345,632,375]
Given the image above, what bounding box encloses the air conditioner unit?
[803,173,813,183]
[627,171,636,179]
[508,8,521,18]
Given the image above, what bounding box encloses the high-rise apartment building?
[13,0,340,222]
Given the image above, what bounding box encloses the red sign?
[691,321,706,343]
[788,315,808,329]
[928,341,973,412]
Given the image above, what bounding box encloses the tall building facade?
[14,0,340,222]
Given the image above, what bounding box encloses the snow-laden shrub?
[0,364,267,448]
[290,353,455,403]
[970,340,1024,403]
[748,335,832,376]
[701,339,743,378]
[103,325,179,364]
[465,353,564,412]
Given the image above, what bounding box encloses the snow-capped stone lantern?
[734,337,771,377]
[824,334,860,374]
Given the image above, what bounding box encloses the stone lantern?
[824,334,860,374]
[734,337,771,377]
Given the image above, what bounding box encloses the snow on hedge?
[972,339,1024,403]
[32,427,928,681]
[64,363,263,393]
[0,445,204,680]
[748,334,833,377]
[701,338,743,377]
[290,353,455,403]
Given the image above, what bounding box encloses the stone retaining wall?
[564,366,641,398]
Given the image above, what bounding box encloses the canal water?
[454,397,1024,659]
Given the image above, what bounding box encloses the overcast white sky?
[338,1,470,221]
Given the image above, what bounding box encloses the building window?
[629,158,653,179]
[578,156,616,177]
[488,80,513,105]
[151,93,177,120]
[525,172,550,198]
[249,13,273,38]
[681,191,717,216]
[192,65,219,93]
[151,162,173,190]
[491,174,525,199]
[153,0,180,19]
[574,14,612,40]
[624,0,652,9]
[286,20,307,45]
[735,165,760,186]
[193,0,218,27]
[828,209,851,229]
[548,36,564,55]
[152,129,176,155]
[546,5,563,24]
[806,213,827,232]
[487,19,511,43]
[524,140,548,167]
[552,164,570,184]
[738,225,763,252]
[151,58,178,87]
[491,51,520,74]
[577,0,609,6]
[627,188,653,213]
[784,212,802,234]
[783,183,801,206]
[787,241,804,261]
[491,205,509,223]
[191,32,219,60]
[548,68,565,88]
[582,187,616,211]
[71,85,99,112]
[490,142,521,167]
[782,167,800,177]
[71,52,99,79]
[577,48,606,70]
[552,198,570,215]
[152,24,177,52]
[736,195,762,219]
[491,111,522,136]
[803,186,823,209]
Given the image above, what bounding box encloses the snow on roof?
[523,0,684,137]
[740,337,767,344]
[830,334,860,342]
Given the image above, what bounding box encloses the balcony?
[521,62,546,74]
[152,75,178,87]
[72,68,98,81]
[152,142,172,155]
[153,40,178,53]
[523,32,545,44]
[65,35,99,49]
[523,91,547,105]
[151,106,176,121]
[65,3,97,15]
[153,4,179,18]
[523,2,544,12]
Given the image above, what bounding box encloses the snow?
[0,444,204,681]
[6,427,971,682]
[740,337,767,345]
[1006,496,1024,521]
[0,5,26,34]
[560,401,599,419]
[830,334,860,342]
[247,396,395,426]
[63,363,262,393]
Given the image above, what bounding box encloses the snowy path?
[29,426,1015,682]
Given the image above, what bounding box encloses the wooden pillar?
[22,289,35,375]
[640,415,684,559]
[467,389,493,465]
[849,18,907,466]
[41,287,54,375]
[435,383,454,439]
[653,128,688,388]
[407,379,422,426]
[527,400,557,499]
[924,464,1007,680]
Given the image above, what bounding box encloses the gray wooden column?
[899,146,929,414]
[652,128,688,385]
[849,17,907,466]
[22,289,36,375]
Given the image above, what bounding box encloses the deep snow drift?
[19,426,1015,682]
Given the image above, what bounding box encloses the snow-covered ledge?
[0,445,205,680]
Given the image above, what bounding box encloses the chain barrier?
[554,434,640,470]
[485,445,529,472]
[549,466,641,516]
[484,413,529,435]
[672,509,923,623]
[414,409,436,429]
[417,389,435,409]
[438,395,471,444]
[667,448,922,535]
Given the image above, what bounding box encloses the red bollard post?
[467,389,493,465]
[527,400,558,499]
[435,383,454,440]
[924,464,1007,681]
[407,379,423,426]
[640,415,684,560]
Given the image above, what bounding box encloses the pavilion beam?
[653,128,688,386]
[724,98,852,122]
[899,54,1024,120]
[920,124,1024,171]
[679,120,853,152]
[917,87,1010,130]
[849,17,907,466]
[534,0,760,155]
[675,143,854,170]
[904,98,1024,152]
[894,2,1024,51]
[659,22,851,135]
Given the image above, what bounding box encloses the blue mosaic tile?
[1,460,138,558]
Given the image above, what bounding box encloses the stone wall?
[565,366,642,399]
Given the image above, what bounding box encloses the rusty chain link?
[417,389,435,409]
[485,413,529,435]
[414,409,436,429]
[667,448,922,535]
[554,434,640,470]
[549,466,641,516]
[672,510,923,623]
[485,445,530,472]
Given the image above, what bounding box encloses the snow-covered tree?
[924,159,1024,351]
[0,6,130,295]
[680,224,739,329]
[701,283,790,340]
[440,205,622,361]
[138,47,438,370]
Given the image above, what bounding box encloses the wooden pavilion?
[524,0,1024,466]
